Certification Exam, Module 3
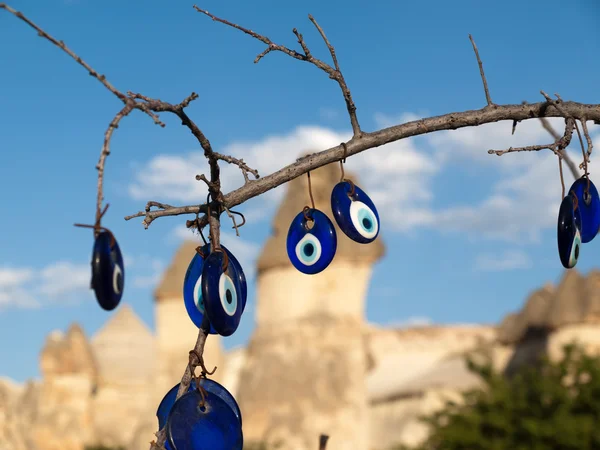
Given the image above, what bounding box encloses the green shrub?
[400,343,600,450]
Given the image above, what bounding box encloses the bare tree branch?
[468,34,494,107]
[193,6,361,136]
[0,3,261,224]
[3,4,600,450]
[127,100,600,229]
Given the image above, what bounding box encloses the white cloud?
[429,117,569,168]
[0,262,91,310]
[387,316,434,328]
[128,114,599,245]
[423,119,599,243]
[130,123,439,233]
[475,250,532,272]
[38,262,90,297]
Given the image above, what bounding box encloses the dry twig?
[193,5,361,137]
[469,35,494,107]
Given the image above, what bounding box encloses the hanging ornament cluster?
[183,242,247,336]
[286,144,381,275]
[157,377,243,450]
[158,212,247,449]
[75,204,125,311]
[557,176,600,269]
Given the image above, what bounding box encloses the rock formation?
[91,305,156,447]
[237,161,384,450]
[6,175,600,450]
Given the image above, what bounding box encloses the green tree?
[406,344,600,450]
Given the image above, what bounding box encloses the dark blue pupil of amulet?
[201,251,244,337]
[183,244,247,335]
[91,231,124,311]
[167,389,243,450]
[568,177,600,243]
[557,193,582,269]
[331,181,380,244]
[286,208,337,275]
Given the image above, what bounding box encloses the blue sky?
[1,0,599,382]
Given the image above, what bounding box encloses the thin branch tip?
[468,34,494,107]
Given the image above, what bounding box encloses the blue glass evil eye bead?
[183,244,217,334]
[166,389,243,450]
[157,378,242,431]
[557,193,582,269]
[183,244,247,335]
[201,251,244,337]
[331,181,380,244]
[568,177,600,243]
[91,231,125,311]
[286,208,337,275]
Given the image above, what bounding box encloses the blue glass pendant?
[557,193,582,269]
[166,389,243,450]
[183,244,247,335]
[91,231,124,311]
[157,378,242,431]
[201,251,244,336]
[286,208,337,275]
[331,181,380,244]
[568,177,600,243]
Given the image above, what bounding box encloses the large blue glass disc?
[91,231,125,311]
[331,181,380,244]
[166,389,243,450]
[557,193,582,269]
[201,251,244,336]
[286,208,337,275]
[183,244,248,335]
[156,378,242,430]
[568,177,600,243]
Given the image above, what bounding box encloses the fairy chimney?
[255,159,385,326]
[154,240,224,392]
[237,160,385,450]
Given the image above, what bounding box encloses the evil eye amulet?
[331,181,380,244]
[201,251,245,337]
[183,244,247,335]
[286,208,337,275]
[91,231,125,311]
[157,378,242,431]
[568,177,600,243]
[557,193,582,269]
[166,389,243,450]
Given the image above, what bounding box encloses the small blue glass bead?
[331,181,380,244]
[286,208,337,275]
[557,193,582,269]
[157,378,242,431]
[183,244,247,335]
[201,251,244,336]
[166,389,243,450]
[568,177,600,243]
[91,231,125,311]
